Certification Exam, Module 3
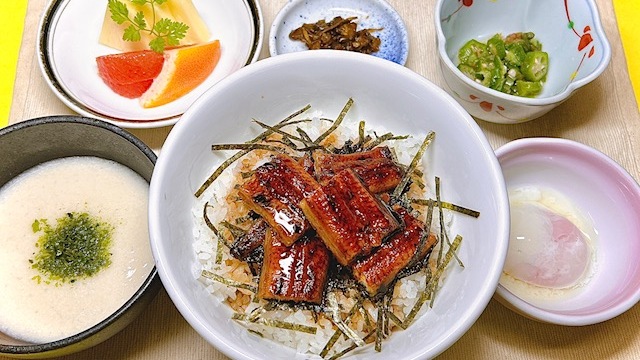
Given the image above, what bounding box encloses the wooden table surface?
[5,0,640,359]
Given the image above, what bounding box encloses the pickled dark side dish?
[289,16,382,54]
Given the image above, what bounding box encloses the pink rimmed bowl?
[494,137,640,326]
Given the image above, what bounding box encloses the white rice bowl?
[149,50,509,360]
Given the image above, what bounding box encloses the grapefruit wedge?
[96,50,164,98]
[140,40,221,108]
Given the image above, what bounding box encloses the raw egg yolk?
[504,203,591,289]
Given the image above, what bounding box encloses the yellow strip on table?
[0,2,28,128]
[614,0,640,111]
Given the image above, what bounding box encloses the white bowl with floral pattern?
[435,0,611,124]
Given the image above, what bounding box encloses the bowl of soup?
[0,116,160,358]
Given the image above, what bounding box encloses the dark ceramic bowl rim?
[0,116,159,355]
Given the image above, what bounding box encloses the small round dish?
[37,0,263,129]
[434,0,611,124]
[269,0,409,65]
[494,138,640,326]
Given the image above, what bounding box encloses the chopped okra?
[457,32,548,97]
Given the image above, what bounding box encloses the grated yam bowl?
[0,116,160,358]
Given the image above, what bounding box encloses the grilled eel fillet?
[229,218,268,260]
[351,205,437,296]
[258,229,331,304]
[239,154,321,246]
[300,168,400,266]
[229,219,267,275]
[312,146,404,193]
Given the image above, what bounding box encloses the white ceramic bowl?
[149,50,509,359]
[435,0,611,124]
[494,138,640,326]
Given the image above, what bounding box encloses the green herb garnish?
[30,212,114,284]
[107,0,189,53]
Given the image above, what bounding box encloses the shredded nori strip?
[383,294,391,337]
[253,119,319,150]
[375,300,384,352]
[411,198,481,218]
[386,309,407,330]
[391,131,435,199]
[320,301,361,358]
[364,132,410,150]
[296,127,314,144]
[358,121,366,147]
[326,292,365,347]
[403,235,463,326]
[195,104,312,197]
[203,202,221,237]
[232,313,317,335]
[328,332,376,360]
[201,270,258,293]
[210,143,287,153]
[435,177,464,267]
[247,329,264,337]
[407,200,435,269]
[203,202,227,264]
[219,220,246,238]
[430,235,463,307]
[247,303,276,322]
[315,98,354,144]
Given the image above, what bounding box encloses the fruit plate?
[37,0,263,129]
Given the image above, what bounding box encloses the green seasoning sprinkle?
[30,212,114,284]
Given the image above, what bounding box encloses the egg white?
[500,185,597,304]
